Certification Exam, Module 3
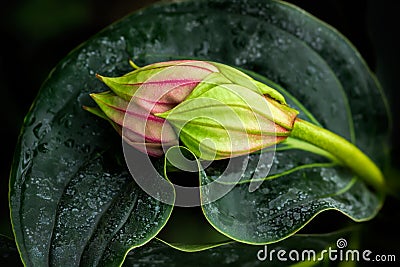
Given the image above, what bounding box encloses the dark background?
[1,0,399,261]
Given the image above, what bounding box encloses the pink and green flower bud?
[86,60,298,158]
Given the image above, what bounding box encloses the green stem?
[290,118,385,192]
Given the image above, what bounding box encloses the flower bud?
[86,60,298,158]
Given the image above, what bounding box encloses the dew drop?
[37,143,49,153]
[64,118,72,129]
[33,122,51,139]
[64,139,75,148]
[78,143,91,153]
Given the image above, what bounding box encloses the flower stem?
[290,118,385,192]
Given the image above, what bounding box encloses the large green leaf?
[9,0,390,266]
